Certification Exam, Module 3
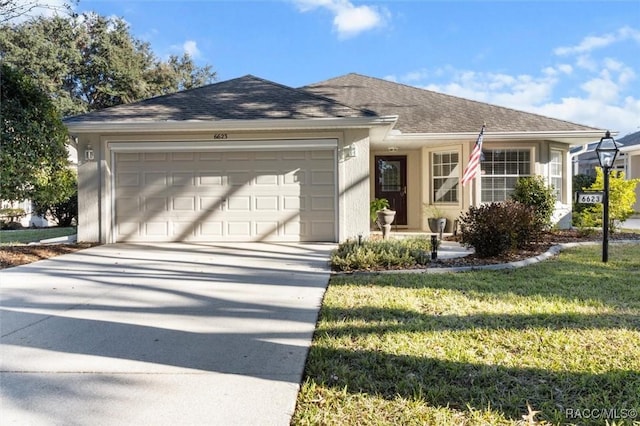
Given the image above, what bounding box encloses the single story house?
[64,73,606,243]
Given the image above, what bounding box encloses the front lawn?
[293,244,640,425]
[0,227,76,245]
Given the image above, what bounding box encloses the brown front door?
[374,156,407,225]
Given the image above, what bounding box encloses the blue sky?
[21,0,640,135]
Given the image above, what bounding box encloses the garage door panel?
[145,197,168,212]
[227,196,251,211]
[201,221,223,236]
[310,196,335,210]
[310,171,333,185]
[172,152,194,161]
[284,170,304,185]
[255,221,280,237]
[198,173,223,186]
[117,172,139,187]
[228,171,251,186]
[144,152,167,161]
[172,197,195,211]
[144,172,168,186]
[171,173,194,186]
[200,197,223,211]
[282,152,306,160]
[255,196,279,211]
[114,149,336,242]
[118,153,140,162]
[117,221,138,236]
[172,221,195,238]
[144,222,168,236]
[255,173,279,185]
[198,152,223,161]
[255,152,279,160]
[226,152,251,161]
[227,221,251,236]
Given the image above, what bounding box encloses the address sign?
[575,191,604,204]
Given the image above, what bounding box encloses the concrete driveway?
[0,242,334,425]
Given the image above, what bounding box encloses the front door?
[374,156,407,225]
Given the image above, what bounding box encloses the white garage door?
[113,150,336,242]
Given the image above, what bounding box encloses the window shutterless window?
[432,151,459,203]
[481,149,531,202]
[549,150,563,200]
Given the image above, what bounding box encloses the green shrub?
[49,190,78,226]
[331,237,433,272]
[459,201,540,258]
[574,169,640,232]
[511,175,556,230]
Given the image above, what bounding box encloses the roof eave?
[65,116,399,134]
[371,130,611,149]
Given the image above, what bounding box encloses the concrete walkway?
[0,242,334,425]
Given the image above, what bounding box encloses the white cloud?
[183,40,200,58]
[398,26,640,134]
[554,26,640,56]
[423,69,557,110]
[167,40,201,58]
[400,54,639,134]
[292,0,388,38]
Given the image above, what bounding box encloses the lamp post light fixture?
[594,130,620,263]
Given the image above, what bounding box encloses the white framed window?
[481,149,531,202]
[432,151,459,203]
[549,150,563,201]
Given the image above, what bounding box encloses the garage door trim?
[109,140,339,243]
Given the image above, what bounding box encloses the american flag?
[460,125,485,186]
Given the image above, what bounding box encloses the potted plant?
[423,203,448,234]
[371,198,390,222]
[371,198,396,237]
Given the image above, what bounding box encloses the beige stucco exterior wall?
[76,134,101,242]
[339,129,371,240]
[367,138,575,233]
[73,128,370,243]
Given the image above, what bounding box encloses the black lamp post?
[594,130,620,262]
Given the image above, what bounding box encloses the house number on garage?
[214,133,228,139]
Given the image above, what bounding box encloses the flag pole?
[462,123,486,209]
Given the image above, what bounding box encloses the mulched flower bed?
[435,229,640,268]
[0,243,96,269]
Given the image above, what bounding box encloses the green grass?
[293,243,640,425]
[0,227,76,244]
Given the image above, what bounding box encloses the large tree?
[0,12,216,117]
[0,63,69,202]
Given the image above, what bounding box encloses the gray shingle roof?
[301,73,601,133]
[64,75,373,123]
[618,130,640,147]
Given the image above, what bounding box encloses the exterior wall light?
[345,144,357,159]
[84,145,95,161]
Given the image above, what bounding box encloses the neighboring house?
[618,131,640,212]
[64,73,606,243]
[572,130,640,211]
